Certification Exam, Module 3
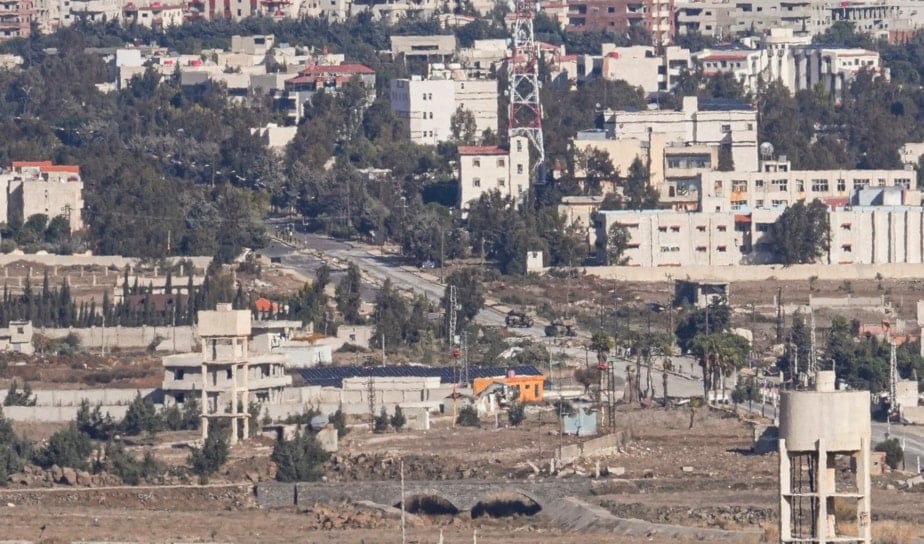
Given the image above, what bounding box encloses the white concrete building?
[597,192,924,268]
[0,161,84,232]
[570,45,693,96]
[122,1,184,27]
[390,65,499,145]
[700,160,915,212]
[458,136,530,211]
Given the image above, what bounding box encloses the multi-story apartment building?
[0,0,30,41]
[0,161,84,232]
[675,0,924,42]
[696,33,885,103]
[457,136,530,212]
[275,63,375,124]
[61,0,121,24]
[390,64,499,145]
[564,44,692,95]
[574,96,757,209]
[298,0,351,19]
[566,0,674,45]
[597,187,924,267]
[123,1,184,27]
[700,159,915,212]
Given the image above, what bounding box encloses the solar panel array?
[293,365,544,388]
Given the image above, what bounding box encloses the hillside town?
[1,0,924,543]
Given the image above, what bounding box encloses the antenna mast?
[809,308,817,376]
[508,0,545,183]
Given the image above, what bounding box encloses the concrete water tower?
[778,370,871,543]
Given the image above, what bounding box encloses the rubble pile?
[599,500,773,528]
[327,453,488,481]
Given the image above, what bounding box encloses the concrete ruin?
[162,304,292,445]
[778,370,871,543]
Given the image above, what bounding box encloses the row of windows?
[724,177,907,193]
[472,178,507,188]
[472,158,505,167]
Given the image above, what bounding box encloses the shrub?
[98,442,160,485]
[390,406,406,432]
[188,431,229,480]
[271,429,330,482]
[875,438,903,470]
[76,400,116,441]
[284,406,321,425]
[120,392,161,436]
[329,407,349,438]
[4,380,36,406]
[35,423,93,470]
[373,406,389,433]
[552,399,575,417]
[507,402,526,427]
[456,405,480,427]
[0,406,30,484]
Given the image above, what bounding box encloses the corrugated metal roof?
[294,365,544,388]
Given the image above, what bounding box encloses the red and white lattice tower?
[508,0,545,184]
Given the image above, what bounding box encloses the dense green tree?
[335,263,363,324]
[271,428,330,482]
[598,222,630,266]
[120,393,161,436]
[768,199,830,264]
[442,268,485,336]
[3,380,36,406]
[776,311,812,379]
[0,406,30,484]
[675,297,731,353]
[35,423,93,470]
[188,430,229,479]
[690,332,750,401]
[622,158,659,210]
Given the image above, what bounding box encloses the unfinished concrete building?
[162,303,291,444]
[778,370,871,543]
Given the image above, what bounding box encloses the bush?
[161,397,200,431]
[390,406,406,432]
[373,406,389,433]
[507,402,526,427]
[4,380,36,406]
[271,429,330,482]
[329,407,349,438]
[284,406,322,425]
[188,431,229,480]
[875,438,904,470]
[120,392,161,436]
[0,406,30,485]
[35,423,93,470]
[76,400,116,441]
[456,405,480,427]
[98,442,161,485]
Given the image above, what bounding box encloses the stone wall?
[559,432,627,464]
[256,479,592,511]
[37,326,195,352]
[571,262,924,284]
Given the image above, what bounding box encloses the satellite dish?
[759,142,775,160]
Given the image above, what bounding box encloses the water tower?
[778,370,871,543]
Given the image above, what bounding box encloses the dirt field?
[3,407,924,543]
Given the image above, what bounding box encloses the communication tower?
[508,0,545,183]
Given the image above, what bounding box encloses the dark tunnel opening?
[470,494,542,518]
[397,494,460,516]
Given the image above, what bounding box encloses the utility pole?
[367,370,376,431]
[400,459,406,544]
[776,287,783,343]
[381,332,386,368]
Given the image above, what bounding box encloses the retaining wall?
[559,432,627,463]
[576,262,924,284]
[37,326,195,352]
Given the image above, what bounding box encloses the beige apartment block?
[390,64,499,145]
[458,136,530,212]
[1,161,84,232]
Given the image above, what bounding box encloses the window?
[853,178,869,188]
[226,368,233,380]
[497,158,506,167]
[842,244,852,252]
[717,225,727,232]
[811,179,829,192]
[473,177,481,187]
[772,179,787,191]
[696,246,707,252]
[670,226,680,232]
[516,140,523,152]
[756,223,771,232]
[754,179,764,188]
[841,223,851,230]
[516,164,524,175]
[755,200,764,207]
[720,124,731,133]
[473,159,481,167]
[897,178,912,188]
[771,199,788,206]
[16,327,23,334]
[174,369,185,380]
[696,225,706,232]
[837,179,846,191]
[717,245,727,252]
[796,179,805,192]
[730,200,747,210]
[658,226,667,232]
[497,178,505,186]
[732,180,747,192]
